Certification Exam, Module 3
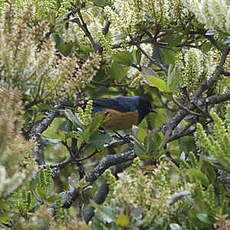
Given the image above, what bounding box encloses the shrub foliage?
[0,0,230,229]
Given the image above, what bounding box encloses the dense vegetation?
[0,0,230,229]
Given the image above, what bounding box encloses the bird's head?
[137,96,156,122]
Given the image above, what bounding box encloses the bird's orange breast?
[102,109,139,130]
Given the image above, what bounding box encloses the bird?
[92,96,154,130]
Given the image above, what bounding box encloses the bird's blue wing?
[93,96,139,113]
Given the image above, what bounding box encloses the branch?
[28,108,59,140]
[221,70,230,76]
[102,20,111,35]
[61,187,80,208]
[168,191,191,206]
[162,46,230,136]
[28,103,63,165]
[129,35,168,73]
[204,35,221,50]
[162,92,230,141]
[194,46,230,98]
[49,150,99,169]
[85,150,136,183]
[70,11,102,52]
[83,182,109,223]
[172,95,201,116]
[49,139,129,170]
[167,121,196,143]
[206,92,230,105]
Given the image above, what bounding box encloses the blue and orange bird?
[92,96,154,130]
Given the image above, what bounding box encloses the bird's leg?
[113,130,131,143]
[99,128,131,143]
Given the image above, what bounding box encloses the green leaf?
[58,120,73,132]
[36,103,51,111]
[92,0,108,7]
[134,142,147,156]
[0,200,9,211]
[116,215,129,226]
[162,49,176,65]
[99,207,114,223]
[223,36,230,45]
[53,33,63,47]
[135,49,142,65]
[64,109,82,128]
[89,132,112,150]
[144,13,154,22]
[113,51,133,66]
[149,131,165,156]
[0,214,10,224]
[224,77,230,89]
[145,75,170,92]
[77,128,90,148]
[46,194,60,203]
[108,62,129,81]
[58,42,73,56]
[167,65,181,91]
[169,223,182,230]
[91,201,115,223]
[77,113,105,148]
[90,112,106,133]
[43,118,66,139]
[186,169,209,186]
[163,33,183,47]
[196,213,212,224]
[53,33,73,56]
[23,82,37,89]
[133,126,147,143]
[36,187,47,198]
[201,42,212,53]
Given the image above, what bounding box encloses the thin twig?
[129,34,168,73]
[69,13,102,52]
[204,35,221,50]
[102,20,111,35]
[166,152,180,167]
[221,70,230,76]
[172,95,201,116]
[167,119,197,143]
[191,100,211,119]
[49,150,99,169]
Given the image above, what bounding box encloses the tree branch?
[83,182,109,223]
[129,35,168,73]
[172,95,201,116]
[70,11,102,52]
[204,34,221,50]
[194,46,230,98]
[49,150,99,169]
[85,150,136,183]
[162,46,230,136]
[28,103,64,165]
[162,92,230,140]
[221,70,230,76]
